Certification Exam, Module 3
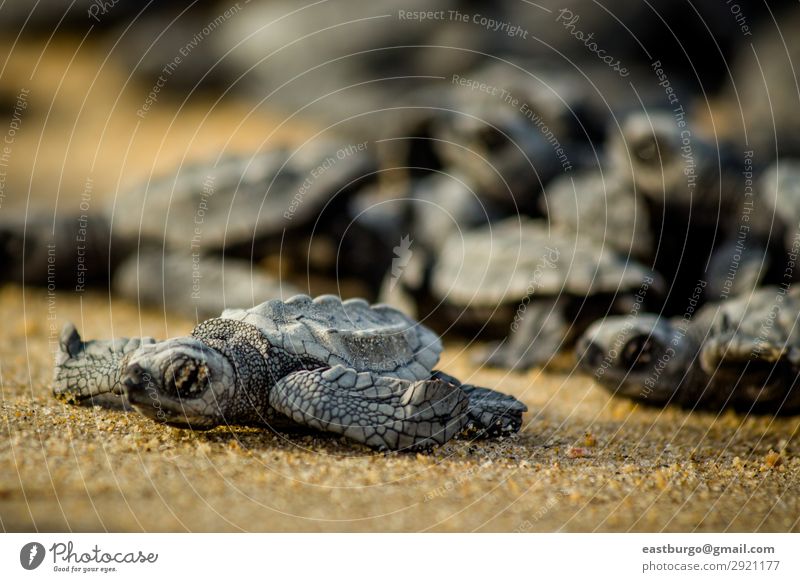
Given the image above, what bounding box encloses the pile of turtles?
[5,1,800,449]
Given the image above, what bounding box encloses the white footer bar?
[1,533,797,581]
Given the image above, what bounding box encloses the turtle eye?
[477,125,508,151]
[634,135,669,165]
[165,359,210,398]
[621,335,658,371]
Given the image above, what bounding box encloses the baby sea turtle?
[53,294,527,450]
[607,111,776,305]
[577,286,800,414]
[2,142,379,317]
[377,76,575,217]
[358,170,507,320]
[430,217,662,369]
[542,170,653,263]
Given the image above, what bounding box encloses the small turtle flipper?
[432,371,527,436]
[53,323,156,405]
[268,367,470,451]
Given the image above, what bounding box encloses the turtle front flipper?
[268,366,470,451]
[53,323,156,405]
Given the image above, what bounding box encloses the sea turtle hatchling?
[0,140,381,318]
[53,294,527,450]
[429,217,663,370]
[577,286,800,414]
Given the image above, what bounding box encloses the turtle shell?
[542,170,653,262]
[432,217,659,307]
[219,294,441,381]
[110,142,375,253]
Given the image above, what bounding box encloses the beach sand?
[1,285,798,532]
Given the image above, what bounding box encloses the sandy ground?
[1,35,799,533]
[1,284,799,532]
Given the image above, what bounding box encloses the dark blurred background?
[1,0,798,205]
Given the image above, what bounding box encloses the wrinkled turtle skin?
[53,294,527,451]
[577,286,800,414]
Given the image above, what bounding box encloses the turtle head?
[121,337,235,429]
[576,314,691,406]
[614,113,684,197]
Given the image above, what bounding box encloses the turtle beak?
[122,362,146,390]
[121,361,158,404]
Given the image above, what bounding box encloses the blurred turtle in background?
[607,111,783,308]
[427,217,662,369]
[578,285,800,415]
[0,141,389,319]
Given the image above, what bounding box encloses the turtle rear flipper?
[459,384,527,436]
[268,367,469,451]
[53,323,156,405]
[431,371,527,436]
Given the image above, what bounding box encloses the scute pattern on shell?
[219,294,442,378]
[433,217,658,306]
